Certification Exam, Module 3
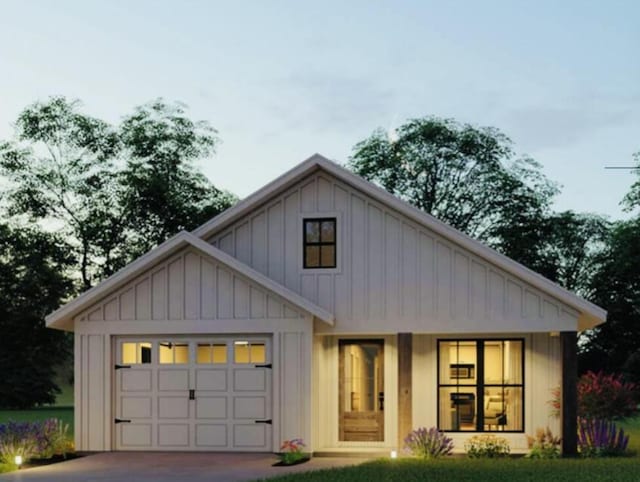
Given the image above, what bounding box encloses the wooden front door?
[339,340,384,442]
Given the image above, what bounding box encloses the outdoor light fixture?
[14,455,22,468]
[390,450,398,459]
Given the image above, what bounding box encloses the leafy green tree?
[349,117,558,266]
[581,217,640,374]
[0,97,125,289]
[622,151,640,210]
[119,100,236,258]
[0,224,74,408]
[0,97,236,289]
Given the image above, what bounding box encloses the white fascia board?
[191,153,606,328]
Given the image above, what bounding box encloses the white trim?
[191,154,606,330]
[47,231,334,331]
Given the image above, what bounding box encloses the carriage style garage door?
[114,336,272,451]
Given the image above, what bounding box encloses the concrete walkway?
[0,452,371,482]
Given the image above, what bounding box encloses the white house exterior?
[46,154,606,455]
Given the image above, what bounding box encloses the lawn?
[265,418,640,482]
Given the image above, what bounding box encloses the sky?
[0,0,638,219]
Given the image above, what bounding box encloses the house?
[46,154,606,455]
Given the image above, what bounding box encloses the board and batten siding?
[412,333,561,453]
[207,170,579,333]
[74,248,303,324]
[71,246,312,452]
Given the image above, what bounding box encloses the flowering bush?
[0,421,40,467]
[0,419,72,467]
[526,427,561,459]
[465,434,510,458]
[278,438,307,465]
[404,427,453,459]
[578,418,629,457]
[578,372,639,420]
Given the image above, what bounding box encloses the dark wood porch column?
[398,333,412,450]
[561,331,578,456]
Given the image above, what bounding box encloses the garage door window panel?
[121,342,152,364]
[234,341,266,364]
[197,343,228,364]
[159,342,189,364]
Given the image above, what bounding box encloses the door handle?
[189,389,195,400]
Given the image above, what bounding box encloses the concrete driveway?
[0,452,371,482]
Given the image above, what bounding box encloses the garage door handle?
[189,389,195,400]
[255,419,272,425]
[114,418,131,424]
[255,363,272,369]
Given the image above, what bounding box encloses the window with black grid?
[303,218,336,268]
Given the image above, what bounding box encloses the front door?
[338,339,384,441]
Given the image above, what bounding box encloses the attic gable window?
[303,218,336,269]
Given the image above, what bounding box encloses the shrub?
[578,371,639,420]
[578,418,629,457]
[39,419,71,459]
[404,427,453,459]
[278,438,307,465]
[0,418,72,467]
[0,421,41,467]
[526,427,561,459]
[465,434,510,458]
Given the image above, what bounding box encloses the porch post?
[561,331,578,456]
[397,333,412,451]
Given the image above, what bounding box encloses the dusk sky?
[1,0,638,219]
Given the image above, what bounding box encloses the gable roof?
[46,230,334,331]
[193,153,607,331]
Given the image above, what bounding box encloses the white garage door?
[114,336,272,451]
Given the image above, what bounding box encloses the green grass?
[264,458,640,482]
[265,418,640,482]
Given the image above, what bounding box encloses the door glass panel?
[234,342,250,363]
[339,340,384,441]
[212,344,227,364]
[121,342,152,364]
[250,344,266,363]
[197,344,212,364]
[122,343,137,364]
[174,344,189,364]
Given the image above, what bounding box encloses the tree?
[119,100,236,258]
[0,97,123,290]
[0,97,236,289]
[622,151,640,210]
[0,224,74,408]
[580,217,640,374]
[349,117,558,267]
